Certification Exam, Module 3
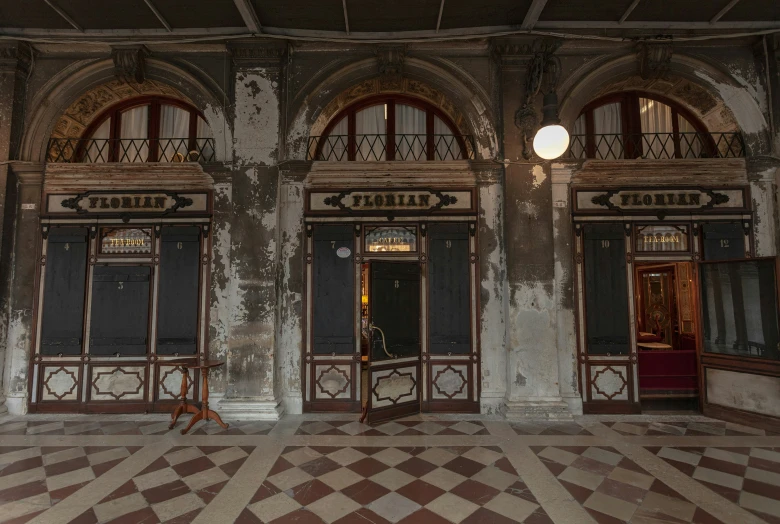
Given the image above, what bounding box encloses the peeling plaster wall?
[476,167,508,414]
[207,177,233,393]
[275,173,305,414]
[220,64,283,412]
[2,175,40,414]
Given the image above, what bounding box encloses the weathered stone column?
[217,42,286,419]
[551,161,582,415]
[0,43,31,415]
[496,38,571,419]
[274,161,309,415]
[472,161,508,414]
[205,166,233,401]
[1,165,42,415]
[747,157,779,257]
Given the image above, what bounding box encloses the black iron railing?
[47,138,216,163]
[567,132,745,160]
[308,134,475,161]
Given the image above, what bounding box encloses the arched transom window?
[569,92,743,159]
[78,96,214,163]
[310,95,471,161]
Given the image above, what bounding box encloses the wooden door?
[698,258,780,428]
[426,223,478,411]
[157,226,201,355]
[366,261,421,423]
[577,223,639,413]
[40,228,89,356]
[305,224,359,412]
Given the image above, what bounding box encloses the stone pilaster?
[218,41,287,419]
[747,157,780,257]
[0,42,32,415]
[472,161,508,415]
[275,161,310,415]
[551,161,583,415]
[495,37,573,420]
[2,164,42,415]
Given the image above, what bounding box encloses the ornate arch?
[558,51,770,155]
[286,55,498,161]
[22,57,231,163]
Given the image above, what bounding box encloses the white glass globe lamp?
[532,92,570,160]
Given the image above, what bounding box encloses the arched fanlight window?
[80,96,214,163]
[570,92,717,159]
[313,95,469,161]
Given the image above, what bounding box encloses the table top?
[167,359,225,369]
[637,342,673,350]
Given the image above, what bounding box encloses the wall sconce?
[515,41,569,160]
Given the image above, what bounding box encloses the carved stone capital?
[279,160,312,184]
[0,42,33,75]
[376,46,406,91]
[111,45,150,84]
[636,42,673,81]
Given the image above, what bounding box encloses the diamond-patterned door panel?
[0,445,141,523]
[651,446,780,522]
[238,445,552,524]
[532,445,724,523]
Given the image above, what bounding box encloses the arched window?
[79,96,214,163]
[569,92,740,159]
[310,95,471,161]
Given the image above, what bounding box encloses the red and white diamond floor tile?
[0,445,142,523]
[295,420,490,437]
[70,445,253,524]
[601,420,775,437]
[531,445,725,523]
[651,445,780,523]
[235,445,551,524]
[0,420,275,437]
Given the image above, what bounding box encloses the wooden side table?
[168,360,229,434]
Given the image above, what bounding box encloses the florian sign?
[45,191,211,219]
[574,187,747,214]
[308,189,475,215]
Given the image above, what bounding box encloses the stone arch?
[22,57,231,163]
[558,51,770,155]
[50,81,192,142]
[286,55,498,161]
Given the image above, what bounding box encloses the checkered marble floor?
[533,445,724,523]
[295,420,489,437]
[0,413,778,524]
[237,445,550,523]
[652,446,780,523]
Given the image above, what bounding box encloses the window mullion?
[148,102,160,162]
[387,101,395,161]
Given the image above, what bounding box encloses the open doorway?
[634,262,699,411]
[359,261,422,424]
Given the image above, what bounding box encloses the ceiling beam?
[342,0,350,35]
[436,0,445,33]
[143,0,172,32]
[521,0,548,29]
[534,20,780,29]
[43,0,83,32]
[619,0,642,23]
[233,0,261,33]
[711,0,741,23]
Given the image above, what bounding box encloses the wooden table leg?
[181,367,229,435]
[169,366,198,430]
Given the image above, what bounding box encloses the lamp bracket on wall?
[514,40,563,160]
